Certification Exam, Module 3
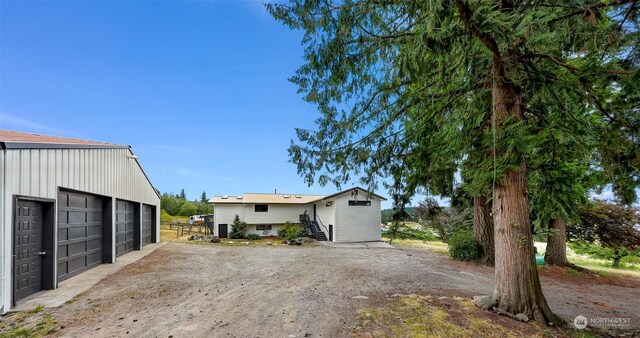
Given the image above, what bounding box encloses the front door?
[219,224,228,238]
[329,224,333,242]
[14,200,43,301]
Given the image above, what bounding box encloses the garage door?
[142,204,154,246]
[58,191,103,282]
[116,200,136,256]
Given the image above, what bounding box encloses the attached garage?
[57,190,106,281]
[115,200,137,256]
[141,204,155,246]
[0,130,161,313]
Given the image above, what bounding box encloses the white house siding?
[313,200,335,240]
[213,204,313,237]
[246,224,282,237]
[213,204,243,237]
[0,147,160,314]
[242,204,312,225]
[333,194,382,243]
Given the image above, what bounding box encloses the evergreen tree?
[179,189,186,200]
[269,1,639,325]
[200,191,207,203]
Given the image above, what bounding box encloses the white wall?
[314,200,335,240]
[242,204,311,225]
[213,204,243,237]
[213,203,313,237]
[333,194,382,243]
[0,147,160,314]
[246,224,282,237]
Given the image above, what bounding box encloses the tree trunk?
[473,195,494,265]
[544,216,570,266]
[491,74,562,326]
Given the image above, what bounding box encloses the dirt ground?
[6,242,640,337]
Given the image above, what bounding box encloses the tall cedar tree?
[269,1,639,325]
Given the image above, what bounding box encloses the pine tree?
[268,0,639,325]
[179,189,186,200]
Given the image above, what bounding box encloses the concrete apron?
[317,241,395,249]
[12,242,167,312]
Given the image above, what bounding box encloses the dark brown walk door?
[14,200,43,301]
[219,224,228,238]
[116,200,136,256]
[58,191,103,282]
[142,204,154,246]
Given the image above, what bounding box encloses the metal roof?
[210,193,325,205]
[210,187,387,204]
[0,130,129,149]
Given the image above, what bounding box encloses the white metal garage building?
[0,130,160,313]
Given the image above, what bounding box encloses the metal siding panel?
[40,151,48,197]
[30,150,38,196]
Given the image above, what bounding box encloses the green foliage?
[160,209,172,223]
[268,1,639,206]
[385,221,400,244]
[246,233,261,240]
[299,210,311,233]
[569,241,640,268]
[278,221,306,240]
[449,231,479,262]
[229,215,248,239]
[382,226,438,242]
[161,191,212,217]
[178,203,197,217]
[568,200,640,267]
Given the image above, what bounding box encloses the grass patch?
[0,313,58,338]
[389,239,449,255]
[565,268,582,276]
[568,256,640,278]
[351,295,604,338]
[352,295,543,338]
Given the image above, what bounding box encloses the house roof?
[320,186,387,201]
[0,130,129,149]
[210,187,387,205]
[210,193,325,205]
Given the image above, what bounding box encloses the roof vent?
[222,196,228,199]
[237,196,243,199]
[284,195,291,198]
[295,195,301,198]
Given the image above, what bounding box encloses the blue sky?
[0,1,397,206]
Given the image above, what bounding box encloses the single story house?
[0,130,160,313]
[209,187,386,243]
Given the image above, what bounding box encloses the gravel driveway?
[41,242,639,337]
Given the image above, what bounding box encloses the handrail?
[315,214,330,236]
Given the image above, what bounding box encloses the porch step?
[310,220,328,241]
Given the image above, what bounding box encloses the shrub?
[247,233,261,240]
[278,221,305,240]
[229,215,248,239]
[449,231,479,261]
[382,227,439,241]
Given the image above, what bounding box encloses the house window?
[256,225,272,231]
[255,204,268,212]
[348,200,371,206]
